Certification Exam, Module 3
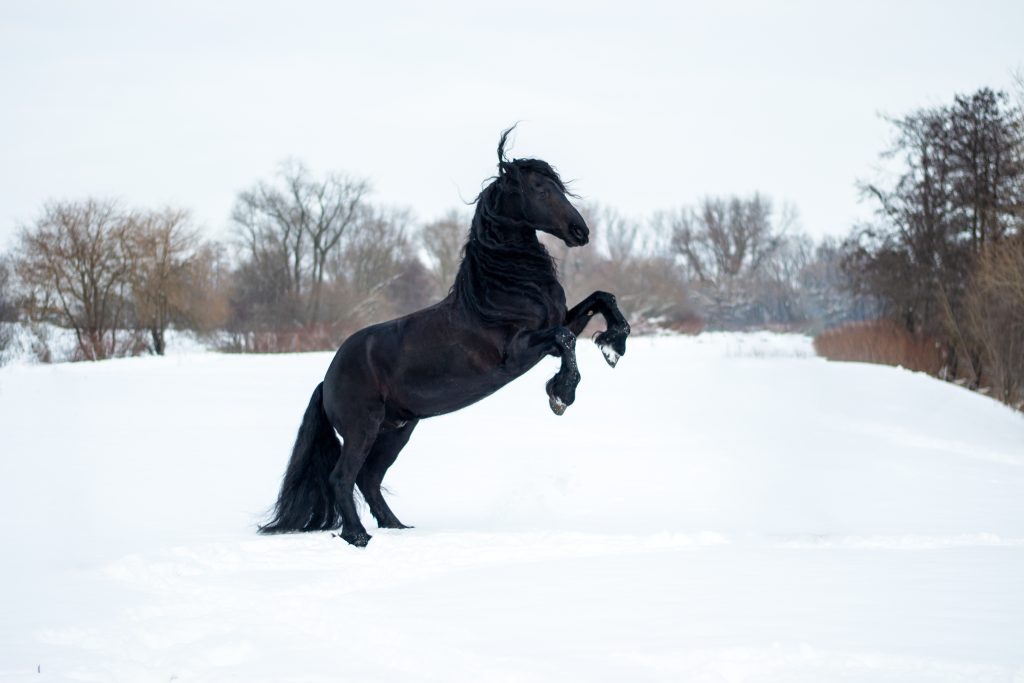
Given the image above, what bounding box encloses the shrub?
[813,319,945,375]
[965,235,1024,407]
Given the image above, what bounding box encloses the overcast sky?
[2,0,1022,247]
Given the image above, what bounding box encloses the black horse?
[259,129,631,546]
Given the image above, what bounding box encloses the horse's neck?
[471,234,559,290]
[454,228,565,327]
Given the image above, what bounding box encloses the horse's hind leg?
[357,419,418,529]
[328,407,383,547]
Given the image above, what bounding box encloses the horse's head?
[483,128,590,247]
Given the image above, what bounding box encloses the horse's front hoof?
[546,378,570,415]
[595,328,628,367]
[598,343,620,367]
[340,530,372,547]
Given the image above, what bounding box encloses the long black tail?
[258,383,343,533]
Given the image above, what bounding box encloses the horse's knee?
[553,326,577,353]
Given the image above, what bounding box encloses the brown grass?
[220,324,357,354]
[813,320,945,375]
[665,314,705,336]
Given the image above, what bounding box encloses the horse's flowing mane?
[451,128,567,326]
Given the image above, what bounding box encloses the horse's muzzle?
[568,223,589,246]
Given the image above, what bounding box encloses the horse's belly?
[390,365,518,418]
[354,311,541,420]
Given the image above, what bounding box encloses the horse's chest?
[541,282,567,326]
[519,303,564,331]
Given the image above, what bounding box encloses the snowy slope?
[1,333,1022,682]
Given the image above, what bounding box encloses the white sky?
[2,0,1022,247]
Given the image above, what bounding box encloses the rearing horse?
[259,129,631,546]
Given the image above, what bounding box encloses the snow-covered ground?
[1,333,1022,682]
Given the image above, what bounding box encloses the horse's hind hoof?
[377,521,413,530]
[340,530,372,547]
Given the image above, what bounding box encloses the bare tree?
[669,195,787,283]
[182,241,232,335]
[419,209,468,299]
[543,205,693,330]
[331,206,414,324]
[665,194,791,326]
[539,203,606,305]
[232,161,369,327]
[0,256,16,323]
[758,232,813,324]
[603,210,691,327]
[0,257,15,364]
[127,208,205,354]
[385,257,435,317]
[796,237,876,328]
[14,199,140,360]
[966,234,1024,406]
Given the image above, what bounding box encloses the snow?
[0,322,79,366]
[1,333,1023,681]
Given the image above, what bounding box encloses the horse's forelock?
[497,126,515,176]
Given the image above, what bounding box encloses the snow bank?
[1,333,1022,681]
[0,322,212,366]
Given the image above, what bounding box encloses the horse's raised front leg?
[544,328,579,415]
[565,291,631,367]
[507,326,580,415]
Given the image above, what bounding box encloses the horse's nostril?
[570,224,588,244]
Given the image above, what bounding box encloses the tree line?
[0,163,864,362]
[1,84,1020,411]
[841,86,1024,407]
